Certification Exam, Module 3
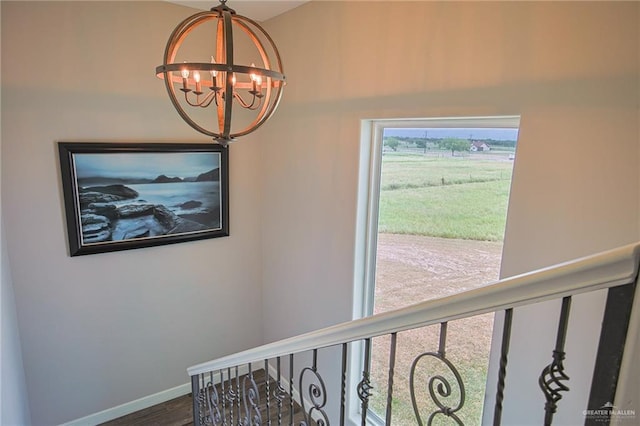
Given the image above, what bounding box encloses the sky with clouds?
[384,127,519,141]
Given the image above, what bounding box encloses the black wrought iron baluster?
[243,364,262,425]
[221,369,227,425]
[193,374,202,426]
[274,357,286,425]
[210,373,217,424]
[539,296,571,426]
[200,374,204,424]
[227,367,235,426]
[196,372,218,426]
[206,371,223,425]
[289,354,294,426]
[386,333,398,425]
[199,373,214,425]
[265,359,272,426]
[220,370,227,426]
[212,373,219,425]
[410,322,465,425]
[299,349,329,425]
[244,364,251,425]
[340,343,348,425]
[357,338,373,426]
[236,366,241,426]
[493,308,513,426]
[207,373,214,425]
[586,282,636,426]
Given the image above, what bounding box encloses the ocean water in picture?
[108,181,221,241]
[123,181,221,218]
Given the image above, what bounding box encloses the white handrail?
[188,242,640,376]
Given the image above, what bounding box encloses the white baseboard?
[59,381,192,426]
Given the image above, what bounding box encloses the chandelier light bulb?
[210,57,218,78]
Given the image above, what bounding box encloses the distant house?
[470,141,491,152]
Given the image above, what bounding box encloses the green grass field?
[369,152,514,423]
[378,154,514,241]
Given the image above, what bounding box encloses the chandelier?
[156,0,286,145]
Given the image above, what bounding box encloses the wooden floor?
[99,370,308,426]
[99,393,194,426]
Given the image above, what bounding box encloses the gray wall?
[1,221,31,426]
[259,0,639,342]
[2,1,638,424]
[258,1,639,424]
[1,2,264,424]
[1,4,31,423]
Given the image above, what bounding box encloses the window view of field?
[369,128,517,424]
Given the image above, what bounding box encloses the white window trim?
[349,116,520,425]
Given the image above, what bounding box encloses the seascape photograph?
[61,145,227,254]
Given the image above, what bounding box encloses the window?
[353,116,519,424]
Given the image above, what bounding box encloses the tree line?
[383,136,517,155]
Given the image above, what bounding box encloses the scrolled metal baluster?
[539,297,572,426]
[410,356,466,426]
[298,349,329,426]
[197,373,220,426]
[357,338,373,426]
[410,322,465,426]
[235,366,241,426]
[265,360,271,426]
[227,367,236,426]
[220,370,227,426]
[274,383,287,424]
[273,357,287,425]
[194,374,206,426]
[289,355,294,426]
[243,367,262,426]
[340,343,348,425]
[205,372,223,425]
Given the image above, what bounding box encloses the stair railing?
[189,243,639,425]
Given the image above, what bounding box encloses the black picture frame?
[58,142,229,256]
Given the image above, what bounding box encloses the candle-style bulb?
[193,71,202,94]
[210,56,218,78]
[180,64,190,93]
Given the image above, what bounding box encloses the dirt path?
[370,234,504,423]
[374,234,504,313]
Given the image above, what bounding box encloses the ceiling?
[167,1,309,22]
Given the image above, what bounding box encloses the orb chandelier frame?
[156,0,286,145]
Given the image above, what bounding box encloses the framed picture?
[58,142,229,256]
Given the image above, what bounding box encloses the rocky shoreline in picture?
[78,168,220,244]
